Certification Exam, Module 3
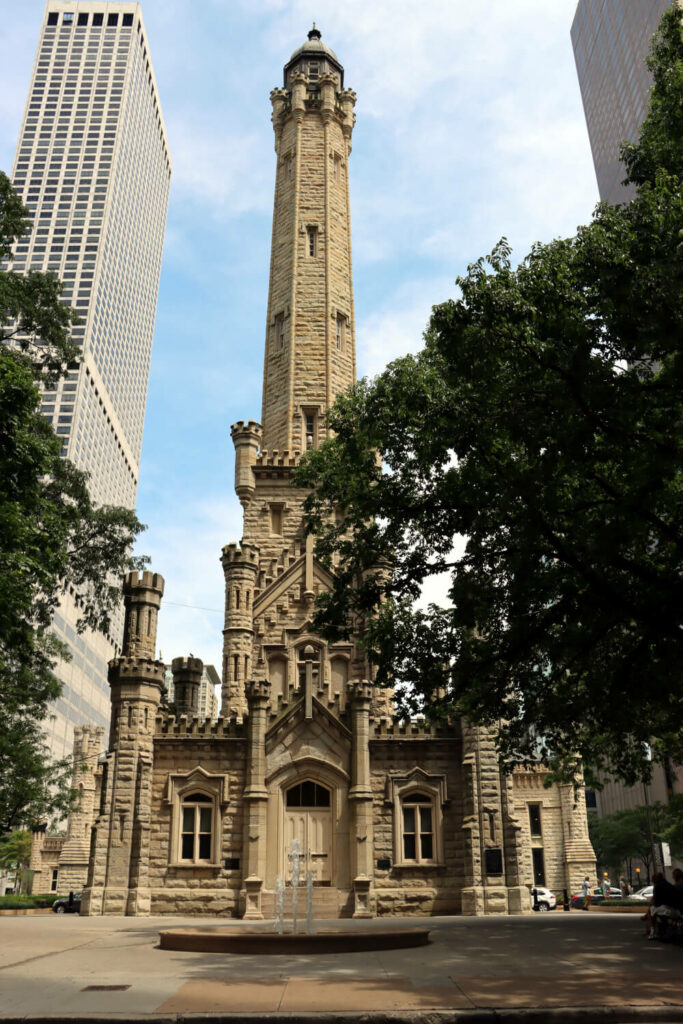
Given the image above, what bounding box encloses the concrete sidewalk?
[0,910,681,1022]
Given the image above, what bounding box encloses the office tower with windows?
[571,2,683,868]
[571,0,674,204]
[6,1,171,760]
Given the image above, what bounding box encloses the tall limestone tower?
[223,28,361,721]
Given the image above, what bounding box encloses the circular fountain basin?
[158,925,430,954]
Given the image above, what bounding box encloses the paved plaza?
[0,910,682,1021]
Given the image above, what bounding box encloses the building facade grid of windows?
[3,1,171,759]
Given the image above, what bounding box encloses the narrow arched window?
[180,791,213,862]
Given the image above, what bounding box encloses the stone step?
[260,888,354,920]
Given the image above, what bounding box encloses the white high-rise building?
[5,1,171,760]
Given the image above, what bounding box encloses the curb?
[2,1009,683,1024]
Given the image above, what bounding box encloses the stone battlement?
[155,714,245,738]
[370,718,458,739]
[122,570,165,596]
[254,450,301,468]
[109,657,166,682]
[221,542,259,567]
[231,419,262,436]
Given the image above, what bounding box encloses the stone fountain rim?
[158,925,430,955]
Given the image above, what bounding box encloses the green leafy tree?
[0,172,146,836]
[588,807,663,881]
[295,8,683,786]
[0,830,32,870]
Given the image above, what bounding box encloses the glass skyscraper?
[4,1,171,759]
[571,0,672,204]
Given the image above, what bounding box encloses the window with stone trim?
[401,792,434,863]
[167,768,229,867]
[386,768,447,867]
[180,791,214,863]
[307,225,318,258]
[50,868,59,892]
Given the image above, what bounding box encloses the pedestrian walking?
[582,876,592,911]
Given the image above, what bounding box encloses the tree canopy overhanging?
[295,7,683,787]
[0,172,146,836]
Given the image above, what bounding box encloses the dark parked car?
[52,892,81,914]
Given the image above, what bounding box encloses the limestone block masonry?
[49,27,596,919]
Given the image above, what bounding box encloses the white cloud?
[356,275,455,379]
[136,494,243,677]
[166,116,272,218]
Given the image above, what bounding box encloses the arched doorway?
[284,780,332,884]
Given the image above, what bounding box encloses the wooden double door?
[284,781,332,885]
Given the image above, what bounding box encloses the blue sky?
[0,0,599,676]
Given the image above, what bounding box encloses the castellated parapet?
[171,656,203,716]
[122,570,165,659]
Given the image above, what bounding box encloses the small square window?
[122,13,134,26]
[107,13,119,27]
[92,12,104,26]
[47,12,59,25]
[63,12,74,24]
[77,13,88,26]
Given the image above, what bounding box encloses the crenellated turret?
[221,543,260,718]
[121,570,164,659]
[171,656,203,716]
[231,420,262,506]
[82,570,166,918]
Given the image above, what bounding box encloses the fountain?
[159,839,429,954]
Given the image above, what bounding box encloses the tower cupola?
[283,25,344,89]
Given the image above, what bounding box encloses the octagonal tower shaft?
[262,35,357,453]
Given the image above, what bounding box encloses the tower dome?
[283,25,344,87]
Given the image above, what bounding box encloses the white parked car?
[631,885,654,902]
[531,886,557,912]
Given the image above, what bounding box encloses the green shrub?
[0,893,58,909]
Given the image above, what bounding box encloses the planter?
[0,907,53,916]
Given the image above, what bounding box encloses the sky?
[0,0,600,680]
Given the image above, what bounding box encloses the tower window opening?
[274,312,285,350]
[333,153,342,180]
[271,506,283,535]
[335,314,345,351]
[297,646,320,690]
[303,410,317,449]
[308,62,320,81]
[307,226,318,258]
